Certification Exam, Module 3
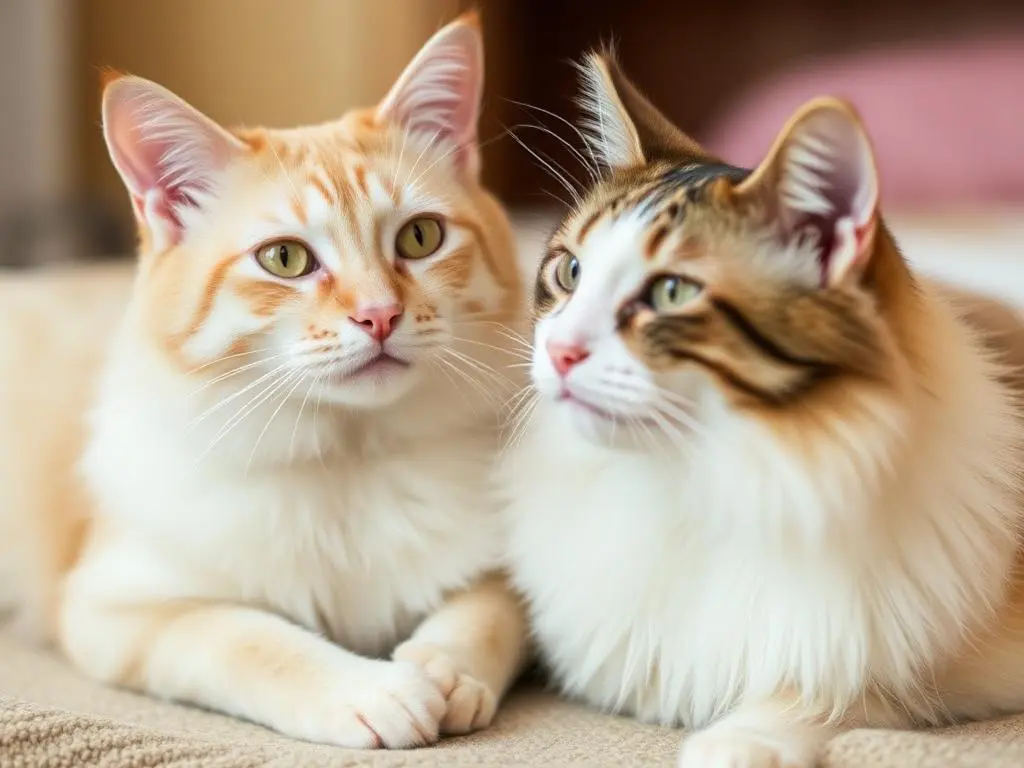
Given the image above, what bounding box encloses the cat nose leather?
[349,303,404,342]
[547,342,590,377]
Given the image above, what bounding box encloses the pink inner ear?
[776,110,879,285]
[103,77,244,247]
[376,21,483,171]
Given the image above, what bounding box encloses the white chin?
[561,399,644,449]
[318,361,418,408]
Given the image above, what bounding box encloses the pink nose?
[547,341,590,377]
[349,303,404,342]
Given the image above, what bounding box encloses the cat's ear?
[577,51,718,170]
[732,97,879,286]
[376,12,484,177]
[102,74,246,251]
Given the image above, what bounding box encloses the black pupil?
[666,279,677,300]
[569,259,578,280]
[414,224,424,246]
[278,245,290,268]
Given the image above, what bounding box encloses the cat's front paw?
[394,641,497,735]
[299,659,445,748]
[678,730,812,768]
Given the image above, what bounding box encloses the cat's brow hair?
[540,159,887,407]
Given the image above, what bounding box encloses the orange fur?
[0,15,529,750]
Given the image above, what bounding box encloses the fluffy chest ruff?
[73,348,504,659]
[505,371,1024,729]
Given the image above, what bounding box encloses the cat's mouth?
[557,388,651,425]
[334,353,410,382]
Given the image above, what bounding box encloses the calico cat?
[503,52,1024,767]
[0,13,529,748]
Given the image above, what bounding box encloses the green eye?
[255,240,317,278]
[396,217,445,259]
[554,252,580,291]
[648,275,702,311]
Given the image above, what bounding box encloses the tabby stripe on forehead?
[310,174,336,207]
[164,251,248,363]
[577,209,603,242]
[645,226,669,259]
[711,298,829,369]
[353,165,368,195]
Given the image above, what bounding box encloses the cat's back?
[0,262,133,432]
[0,261,133,634]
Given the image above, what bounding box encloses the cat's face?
[104,14,518,409]
[531,55,888,449]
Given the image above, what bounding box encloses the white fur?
[577,55,643,170]
[503,210,1024,767]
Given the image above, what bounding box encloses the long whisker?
[185,346,278,377]
[508,120,600,185]
[188,352,293,397]
[447,335,533,361]
[267,139,304,207]
[433,355,485,417]
[505,98,602,181]
[192,366,297,467]
[189,360,296,428]
[502,384,537,418]
[289,368,321,460]
[312,369,328,471]
[503,389,539,452]
[246,369,309,473]
[439,348,506,408]
[503,122,587,193]
[404,128,446,192]
[502,123,582,206]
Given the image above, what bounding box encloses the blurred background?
[3,0,1024,295]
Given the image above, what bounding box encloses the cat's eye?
[648,275,702,311]
[255,240,318,279]
[554,252,580,292]
[396,217,445,260]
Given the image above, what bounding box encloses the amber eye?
[554,252,580,291]
[255,240,317,278]
[396,217,445,259]
[648,275,702,312]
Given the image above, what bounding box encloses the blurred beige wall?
[79,0,465,220]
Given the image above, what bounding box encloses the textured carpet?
[3,631,1024,767]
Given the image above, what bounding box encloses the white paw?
[394,642,497,735]
[297,659,445,748]
[678,730,812,768]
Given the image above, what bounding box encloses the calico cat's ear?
[376,12,484,177]
[732,97,879,286]
[577,51,718,170]
[102,75,245,251]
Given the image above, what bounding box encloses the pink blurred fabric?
[704,38,1024,208]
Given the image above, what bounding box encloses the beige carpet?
[3,631,1024,767]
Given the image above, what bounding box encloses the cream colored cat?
[0,13,529,749]
[503,53,1024,768]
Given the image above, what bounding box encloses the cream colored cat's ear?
[102,74,245,251]
[376,12,484,177]
[577,51,718,170]
[732,97,879,286]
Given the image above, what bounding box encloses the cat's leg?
[59,593,445,748]
[393,572,530,734]
[677,698,834,768]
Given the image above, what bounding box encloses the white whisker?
[245,369,309,474]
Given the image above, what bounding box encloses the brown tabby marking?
[236,280,300,317]
[537,161,899,410]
